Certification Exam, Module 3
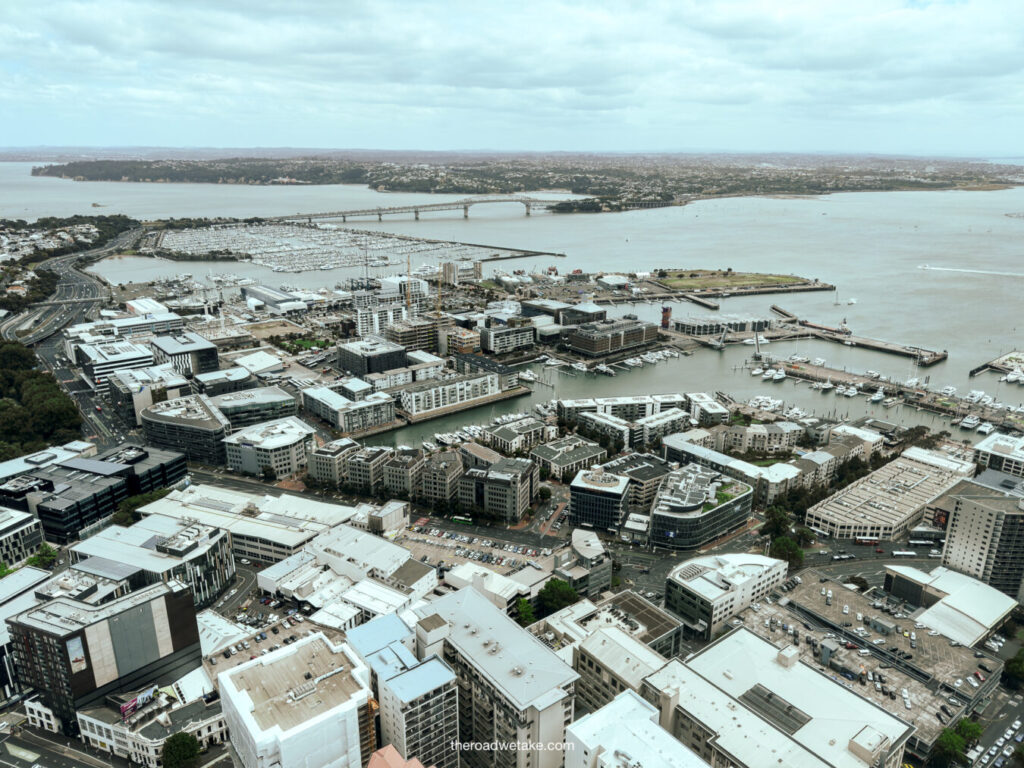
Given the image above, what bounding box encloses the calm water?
[4,161,1023,445]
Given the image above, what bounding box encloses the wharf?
[969,350,1024,377]
[808,328,947,366]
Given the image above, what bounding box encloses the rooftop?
[223,416,316,450]
[668,553,785,602]
[415,587,578,711]
[151,331,217,355]
[142,394,231,429]
[220,633,369,734]
[71,513,224,574]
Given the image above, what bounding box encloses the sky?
[2,0,1023,156]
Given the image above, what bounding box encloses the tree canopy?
[769,536,804,570]
[0,342,82,456]
[162,732,200,768]
[537,578,579,617]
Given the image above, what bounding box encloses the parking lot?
[396,525,554,574]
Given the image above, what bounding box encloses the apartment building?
[458,458,538,524]
[344,446,395,492]
[383,448,426,499]
[421,451,464,506]
[223,417,317,478]
[307,438,361,487]
[398,373,499,417]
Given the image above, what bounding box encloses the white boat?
[870,390,885,403]
[624,358,643,367]
[595,364,615,376]
[518,370,537,382]
[571,362,588,373]
[772,369,786,382]
[843,387,858,397]
[940,386,957,397]
[960,415,981,430]
[847,298,858,305]
[821,379,834,392]
[977,422,995,435]
[882,397,897,408]
[641,352,660,364]
[762,369,775,380]
[545,359,565,367]
[743,335,770,346]
[905,377,920,388]
[811,358,826,367]
[835,385,847,395]
[751,367,764,376]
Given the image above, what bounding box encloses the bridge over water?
[274,196,569,222]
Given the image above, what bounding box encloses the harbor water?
[3,162,1024,445]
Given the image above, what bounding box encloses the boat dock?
[969,350,1024,378]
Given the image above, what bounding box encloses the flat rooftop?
[223,633,368,733]
[10,581,183,636]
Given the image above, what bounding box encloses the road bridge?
[275,196,568,222]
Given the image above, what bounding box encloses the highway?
[0,228,140,346]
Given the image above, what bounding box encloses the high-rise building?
[220,633,375,768]
[7,581,201,734]
[223,417,317,478]
[649,464,753,551]
[76,340,155,395]
[383,448,426,499]
[141,394,231,465]
[458,458,538,524]
[414,587,579,768]
[974,432,1024,478]
[210,386,298,429]
[569,467,630,531]
[337,336,408,377]
[421,451,464,507]
[941,473,1024,600]
[107,364,191,426]
[307,438,361,487]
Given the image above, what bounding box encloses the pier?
[969,350,1024,377]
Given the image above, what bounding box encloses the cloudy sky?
[2,0,1022,155]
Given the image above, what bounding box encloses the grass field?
[659,271,804,290]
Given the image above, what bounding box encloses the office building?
[383,448,426,499]
[479,324,535,354]
[307,438,361,487]
[555,529,613,598]
[70,513,235,608]
[414,587,579,768]
[138,484,356,563]
[640,628,913,768]
[565,317,659,357]
[211,387,298,430]
[150,331,219,375]
[346,615,459,768]
[574,626,667,712]
[63,312,183,357]
[355,304,409,338]
[665,554,787,640]
[0,441,95,485]
[93,444,188,496]
[344,446,394,492]
[566,690,711,768]
[338,336,408,377]
[398,373,499,417]
[421,451,464,506]
[975,432,1024,477]
[458,458,538,524]
[223,416,317,478]
[220,633,375,768]
[191,366,255,396]
[77,689,226,768]
[107,364,191,426]
[569,467,630,531]
[601,452,673,513]
[459,441,502,470]
[0,507,44,568]
[7,581,201,734]
[941,473,1024,600]
[530,436,606,481]
[141,394,232,465]
[661,434,802,506]
[0,567,49,701]
[301,385,396,434]
[805,448,975,540]
[649,464,753,551]
[76,340,155,395]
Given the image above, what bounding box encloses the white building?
[398,373,499,417]
[640,627,914,768]
[106,364,191,426]
[573,626,667,712]
[301,386,396,434]
[566,690,711,768]
[686,392,729,426]
[664,554,787,640]
[76,340,155,394]
[346,614,459,768]
[220,633,375,768]
[974,432,1024,478]
[224,416,317,478]
[414,587,579,768]
[444,562,529,614]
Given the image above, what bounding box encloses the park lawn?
[661,271,802,290]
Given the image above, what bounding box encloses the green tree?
[954,719,982,746]
[1006,648,1024,689]
[793,526,814,546]
[113,488,172,527]
[538,486,552,501]
[515,599,536,627]
[162,732,201,768]
[769,536,803,570]
[261,465,277,481]
[1012,745,1024,768]
[762,506,791,540]
[929,728,966,768]
[0,562,12,578]
[26,543,58,569]
[537,578,579,617]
